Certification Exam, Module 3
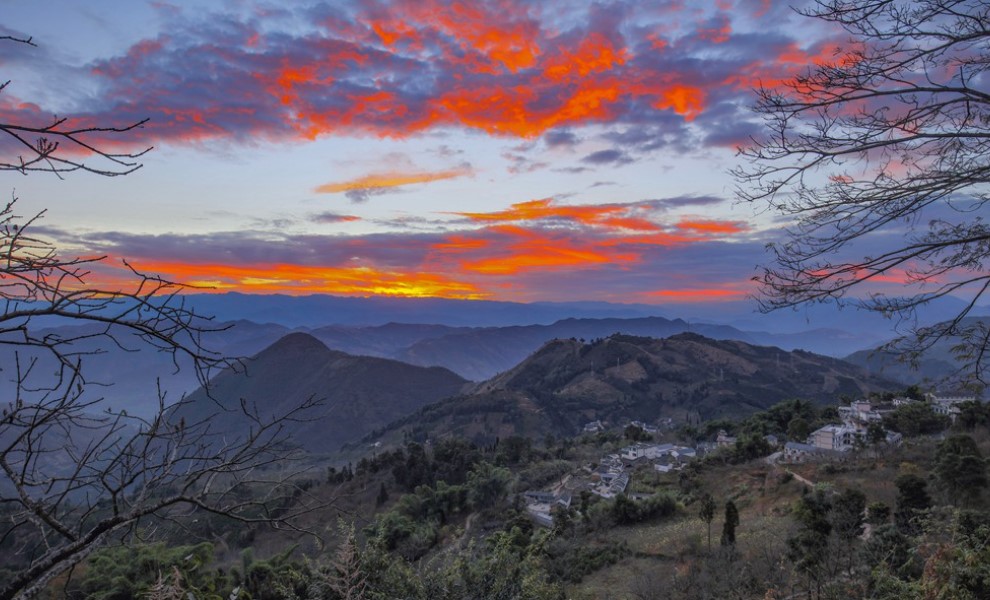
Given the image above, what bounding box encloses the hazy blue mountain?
[844,317,990,386]
[3,311,889,418]
[308,322,472,357]
[180,292,671,328]
[0,320,294,417]
[391,318,881,380]
[173,332,469,454]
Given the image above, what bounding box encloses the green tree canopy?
[935,434,988,507]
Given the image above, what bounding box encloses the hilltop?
[367,332,899,447]
[174,332,470,454]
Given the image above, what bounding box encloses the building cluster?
[618,442,699,474]
[523,488,572,528]
[778,394,984,462]
[783,399,896,462]
[526,393,982,524]
[925,393,977,422]
[524,421,701,526]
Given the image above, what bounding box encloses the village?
[522,393,976,526]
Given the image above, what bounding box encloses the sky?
[1,0,849,305]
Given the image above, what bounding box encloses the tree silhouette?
[935,434,988,506]
[0,37,323,600]
[736,0,990,384]
[894,473,932,536]
[0,36,149,178]
[699,492,717,553]
[720,500,739,547]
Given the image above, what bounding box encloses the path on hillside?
[785,469,815,488]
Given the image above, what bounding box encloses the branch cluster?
[0,36,149,177]
[735,0,990,383]
[0,199,325,599]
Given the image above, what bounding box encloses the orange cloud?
[455,197,661,231]
[543,32,627,80]
[425,1,542,72]
[439,200,752,275]
[430,75,627,137]
[368,0,541,74]
[655,85,705,122]
[676,219,748,234]
[127,261,488,299]
[42,1,863,155]
[451,227,639,275]
[432,235,491,251]
[315,167,471,194]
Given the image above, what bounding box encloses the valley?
[3,301,987,600]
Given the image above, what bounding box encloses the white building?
[583,420,605,433]
[928,394,977,422]
[809,424,861,451]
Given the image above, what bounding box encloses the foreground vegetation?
[10,395,990,600]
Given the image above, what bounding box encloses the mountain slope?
[0,320,294,418]
[369,333,900,446]
[175,332,469,453]
[845,317,990,385]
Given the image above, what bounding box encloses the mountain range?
[3,313,891,418]
[365,333,899,448]
[179,292,986,338]
[9,294,980,420]
[845,317,990,386]
[158,330,899,456]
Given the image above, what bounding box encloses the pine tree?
[699,493,717,553]
[721,500,739,546]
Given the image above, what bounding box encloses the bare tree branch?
[735,0,990,387]
[0,35,149,178]
[0,36,329,600]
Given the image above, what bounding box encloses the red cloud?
[67,193,756,302]
[2,1,840,152]
[676,219,748,234]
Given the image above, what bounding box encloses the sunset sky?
[2,0,849,304]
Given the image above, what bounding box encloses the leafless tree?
[735,0,990,385]
[1,34,149,178]
[0,361,322,600]
[0,37,324,600]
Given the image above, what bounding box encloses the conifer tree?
[721,500,739,546]
[699,493,717,553]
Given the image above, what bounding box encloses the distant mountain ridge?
[179,292,985,338]
[5,313,889,418]
[366,333,900,448]
[845,317,990,386]
[384,316,876,381]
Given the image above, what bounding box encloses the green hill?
[371,333,899,446]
